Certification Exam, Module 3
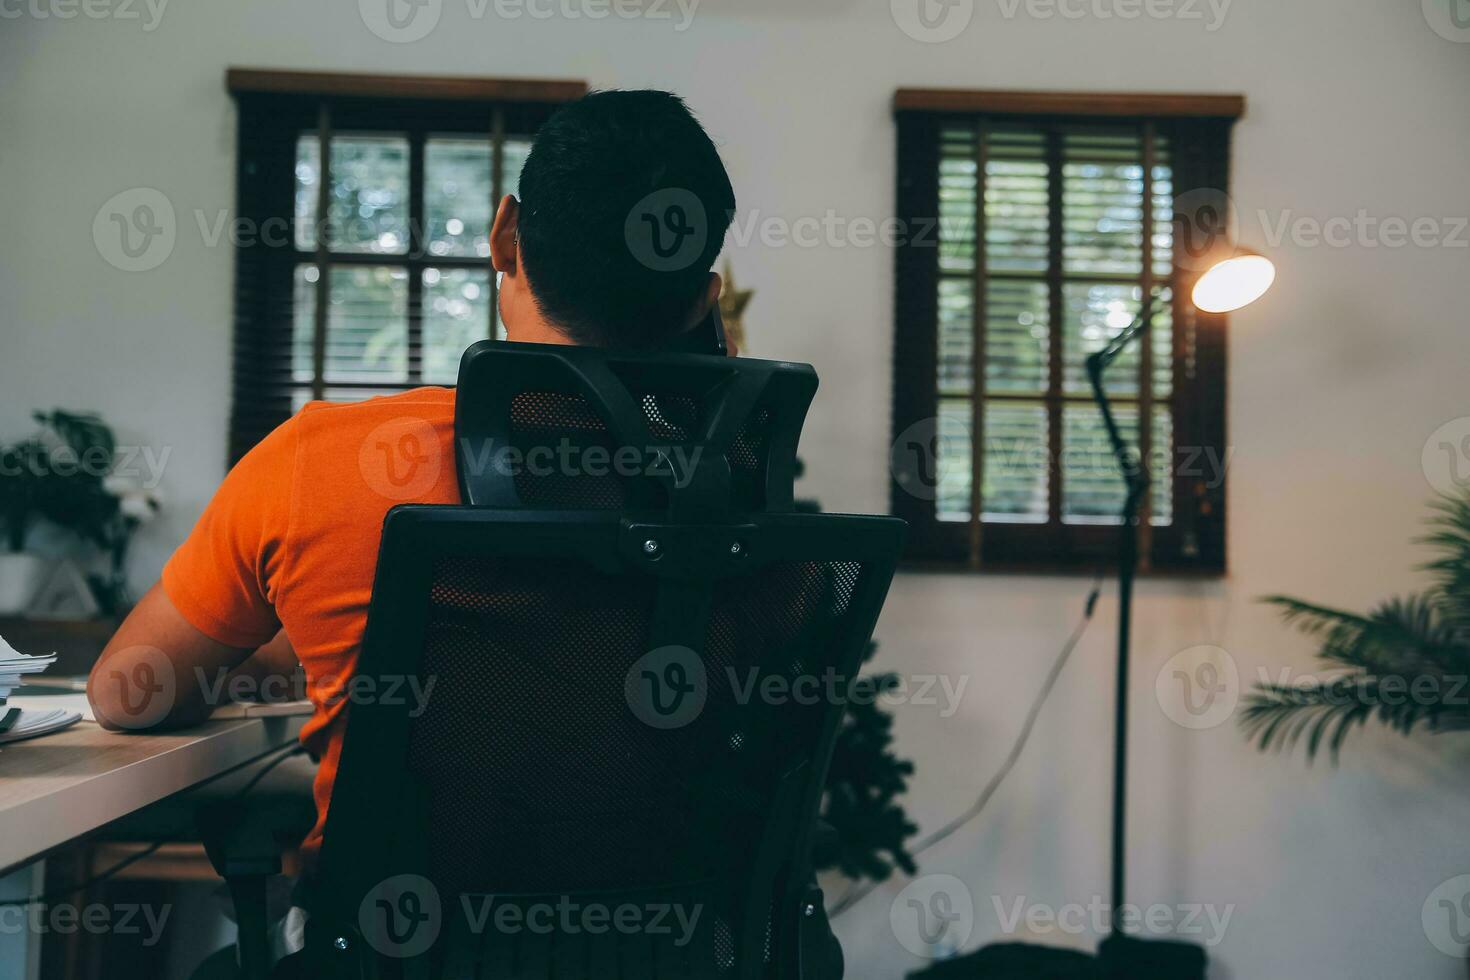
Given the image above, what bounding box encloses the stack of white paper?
[0,652,59,701]
[0,706,83,743]
[0,633,82,744]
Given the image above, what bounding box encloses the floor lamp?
[1087,246,1275,969]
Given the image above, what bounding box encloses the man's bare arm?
[87,583,297,731]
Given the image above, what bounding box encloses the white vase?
[0,553,49,616]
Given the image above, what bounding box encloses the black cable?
[0,742,306,907]
[830,574,1104,918]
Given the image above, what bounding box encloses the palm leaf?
[1421,494,1470,634]
[1240,673,1470,764]
[1261,594,1465,675]
[1245,492,1470,762]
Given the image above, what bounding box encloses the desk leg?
[0,861,45,980]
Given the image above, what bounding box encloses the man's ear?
[489,194,520,274]
[684,271,723,328]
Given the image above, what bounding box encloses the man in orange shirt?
[87,89,738,875]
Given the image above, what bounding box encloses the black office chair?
[234,341,904,979]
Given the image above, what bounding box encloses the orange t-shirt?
[161,388,460,867]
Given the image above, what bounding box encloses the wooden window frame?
[890,89,1242,575]
[224,69,586,463]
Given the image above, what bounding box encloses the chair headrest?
[453,342,817,522]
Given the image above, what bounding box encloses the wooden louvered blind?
[224,70,585,463]
[891,90,1241,572]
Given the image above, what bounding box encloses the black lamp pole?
[1085,290,1160,936]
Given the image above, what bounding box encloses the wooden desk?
[0,712,306,874]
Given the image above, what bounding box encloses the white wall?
[3,2,1468,976]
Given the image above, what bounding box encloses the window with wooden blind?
[224,69,586,462]
[890,90,1242,573]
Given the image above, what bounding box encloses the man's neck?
[504,315,576,346]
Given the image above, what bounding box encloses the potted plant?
[0,435,49,614]
[1241,492,1470,760]
[30,410,160,616]
[0,411,161,618]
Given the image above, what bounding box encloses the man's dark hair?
[516,90,736,348]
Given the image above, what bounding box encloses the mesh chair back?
[312,343,904,980]
[454,342,810,519]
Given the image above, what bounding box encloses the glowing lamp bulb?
[1191,251,1276,314]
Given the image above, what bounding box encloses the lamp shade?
[1191,249,1276,313]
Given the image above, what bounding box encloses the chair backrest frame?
[454,341,817,522]
[308,343,904,979]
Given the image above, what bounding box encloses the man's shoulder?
[296,387,456,433]
[289,387,460,505]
